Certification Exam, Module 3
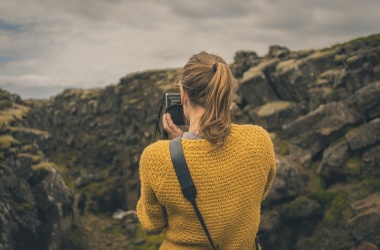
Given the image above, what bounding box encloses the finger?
[162,114,169,131]
[166,113,178,132]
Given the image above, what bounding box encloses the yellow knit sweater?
[137,124,276,249]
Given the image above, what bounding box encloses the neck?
[187,105,205,134]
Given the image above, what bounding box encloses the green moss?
[130,223,165,250]
[305,169,325,194]
[296,236,323,250]
[332,33,380,49]
[322,191,353,227]
[362,178,380,193]
[85,176,118,213]
[327,88,340,102]
[276,140,290,155]
[64,223,90,250]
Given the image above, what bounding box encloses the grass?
[0,105,30,126]
[17,153,41,164]
[0,135,20,150]
[32,162,56,171]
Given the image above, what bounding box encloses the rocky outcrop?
[2,33,380,250]
[0,89,74,250]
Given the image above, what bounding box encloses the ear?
[180,86,187,104]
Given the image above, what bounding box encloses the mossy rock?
[280,195,321,219]
[257,101,292,117]
[322,191,353,227]
[18,153,42,164]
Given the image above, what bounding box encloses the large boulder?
[355,82,380,119]
[362,145,380,177]
[347,118,380,151]
[283,102,361,166]
[317,140,351,183]
[271,49,336,102]
[231,50,261,78]
[238,59,279,106]
[263,156,307,206]
[246,101,305,131]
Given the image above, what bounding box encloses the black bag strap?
[169,136,218,250]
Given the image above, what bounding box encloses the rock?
[260,210,280,232]
[362,145,380,177]
[74,174,95,188]
[279,196,321,219]
[231,50,261,78]
[238,59,280,106]
[357,242,379,250]
[315,69,346,88]
[308,87,338,110]
[263,156,307,206]
[355,82,380,119]
[284,102,361,165]
[349,193,380,245]
[246,101,305,131]
[318,140,351,183]
[288,144,313,167]
[272,49,336,102]
[347,118,380,151]
[268,45,290,59]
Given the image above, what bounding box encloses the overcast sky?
[0,0,379,99]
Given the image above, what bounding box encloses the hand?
[162,113,183,139]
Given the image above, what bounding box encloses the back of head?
[180,51,237,151]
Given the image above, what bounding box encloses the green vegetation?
[321,191,353,227]
[362,178,380,194]
[332,33,380,49]
[0,105,30,126]
[130,224,165,250]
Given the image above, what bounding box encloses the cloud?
[0,0,379,99]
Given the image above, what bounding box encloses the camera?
[165,93,185,125]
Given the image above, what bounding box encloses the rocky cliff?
[1,33,380,250]
[0,90,74,250]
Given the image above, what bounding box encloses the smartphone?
[165,93,185,125]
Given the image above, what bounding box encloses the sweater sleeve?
[136,145,167,231]
[261,129,277,201]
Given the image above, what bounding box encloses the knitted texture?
[137,124,276,249]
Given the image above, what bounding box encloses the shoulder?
[141,140,170,162]
[231,123,271,138]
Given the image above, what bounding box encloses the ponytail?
[180,52,237,151]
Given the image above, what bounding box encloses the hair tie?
[212,63,218,73]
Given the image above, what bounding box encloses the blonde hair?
[179,51,237,151]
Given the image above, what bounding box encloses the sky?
[0,0,379,99]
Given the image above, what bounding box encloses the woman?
[137,51,276,249]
